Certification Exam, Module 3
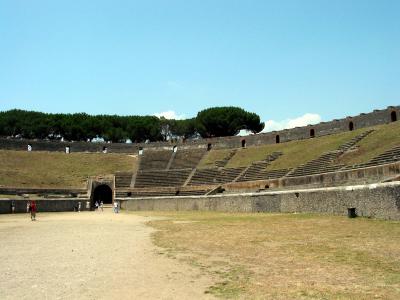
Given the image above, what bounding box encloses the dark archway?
[93,184,112,205]
[275,135,280,144]
[241,139,246,148]
[349,121,354,131]
[310,129,315,138]
[391,111,397,122]
[207,143,212,151]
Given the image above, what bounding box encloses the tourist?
[78,201,81,212]
[11,200,15,213]
[30,200,37,221]
[113,201,118,213]
[100,201,103,212]
[95,201,99,211]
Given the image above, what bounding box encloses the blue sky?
[0,0,399,131]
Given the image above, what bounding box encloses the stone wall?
[224,161,400,192]
[0,106,398,153]
[120,182,400,220]
[0,187,87,196]
[0,198,92,214]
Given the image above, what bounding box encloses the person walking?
[113,201,118,213]
[95,201,99,211]
[30,200,37,221]
[100,201,103,212]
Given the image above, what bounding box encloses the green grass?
[197,149,232,169]
[0,150,137,188]
[336,121,400,166]
[225,128,365,169]
[136,211,400,299]
[198,122,400,170]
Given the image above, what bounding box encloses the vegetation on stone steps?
[203,121,400,170]
[0,150,136,188]
[0,107,264,142]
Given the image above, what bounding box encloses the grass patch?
[336,121,400,165]
[0,150,137,188]
[198,149,233,169]
[226,128,365,169]
[138,211,400,299]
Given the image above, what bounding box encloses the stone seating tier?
[214,149,237,167]
[114,173,133,188]
[344,145,400,170]
[188,167,246,185]
[115,187,212,198]
[139,150,173,170]
[134,169,192,188]
[169,149,206,169]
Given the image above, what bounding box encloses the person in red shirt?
[30,200,37,221]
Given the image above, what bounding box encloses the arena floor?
[0,210,215,299]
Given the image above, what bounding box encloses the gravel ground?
[0,209,215,300]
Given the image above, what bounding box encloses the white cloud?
[236,129,255,137]
[262,113,322,133]
[154,110,186,120]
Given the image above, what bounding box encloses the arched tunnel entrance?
[93,184,113,205]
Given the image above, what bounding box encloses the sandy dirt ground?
[0,209,215,300]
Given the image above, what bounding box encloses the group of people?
[94,201,104,211]
[95,200,119,213]
[22,199,119,220]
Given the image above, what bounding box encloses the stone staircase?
[286,130,374,178]
[337,129,374,152]
[237,152,286,182]
[344,145,400,170]
[215,149,237,167]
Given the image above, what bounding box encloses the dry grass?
[198,149,233,169]
[337,121,400,166]
[226,129,364,170]
[137,211,400,299]
[0,150,137,188]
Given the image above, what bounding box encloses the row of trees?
[0,107,264,142]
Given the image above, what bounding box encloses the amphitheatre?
[1,106,400,299]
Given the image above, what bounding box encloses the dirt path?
[0,210,215,299]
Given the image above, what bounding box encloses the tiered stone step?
[115,187,212,198]
[169,149,206,169]
[287,151,345,177]
[237,151,283,182]
[337,129,374,152]
[134,169,192,188]
[344,145,400,170]
[114,172,133,188]
[287,130,374,178]
[139,150,173,170]
[215,149,237,168]
[188,167,246,185]
[238,168,290,182]
[116,190,176,198]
